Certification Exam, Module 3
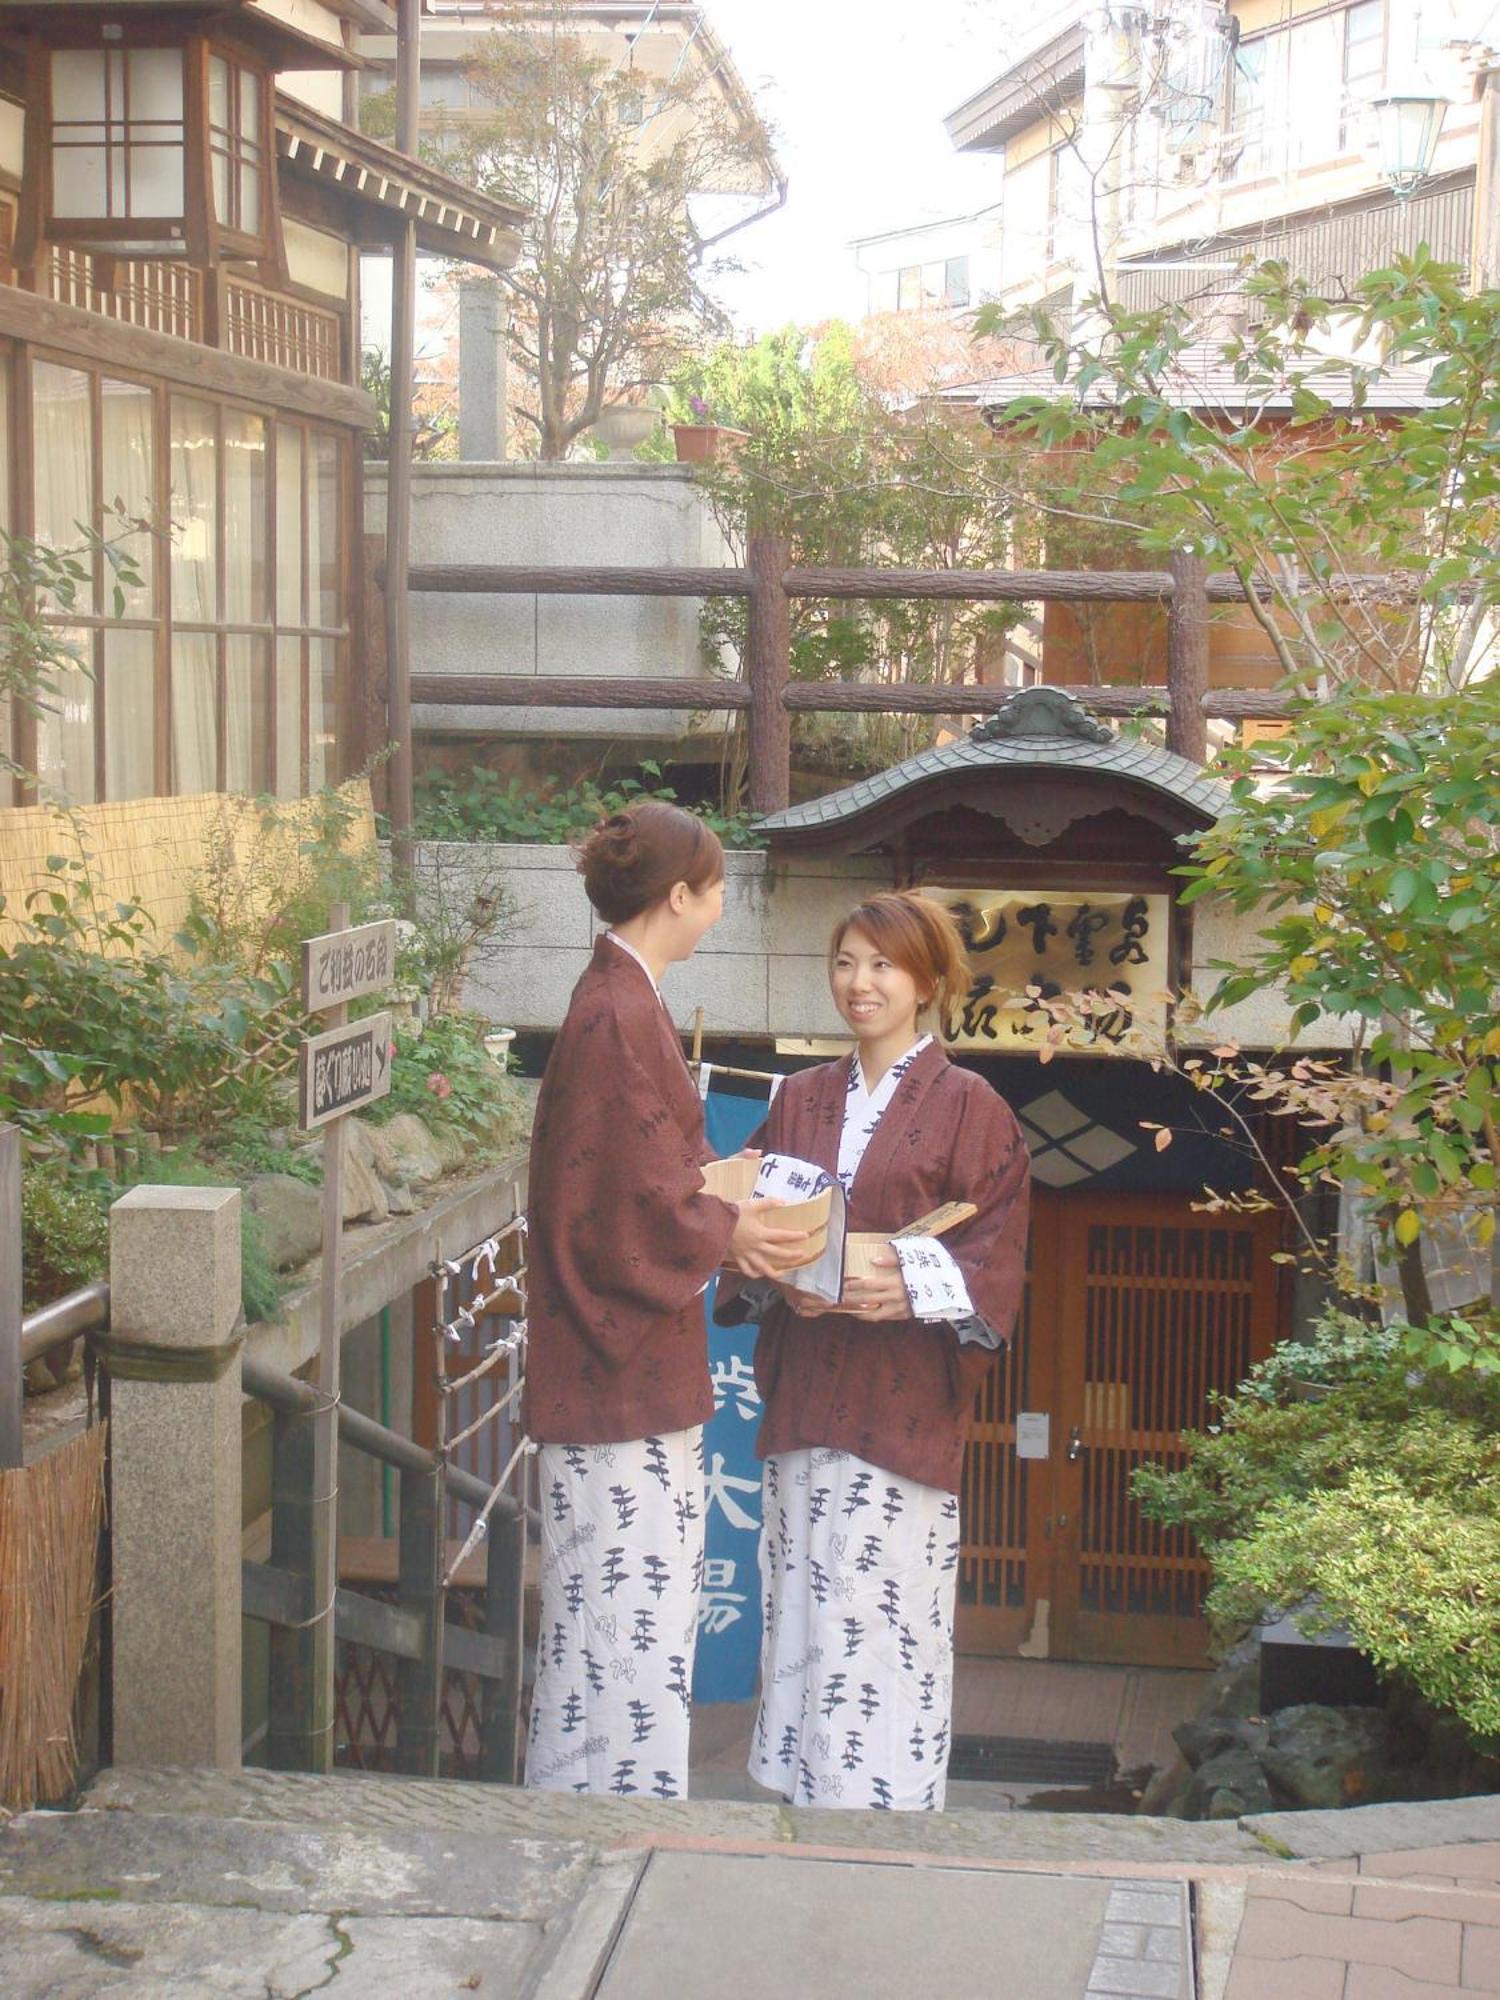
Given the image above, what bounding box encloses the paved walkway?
[0,1768,1495,1998]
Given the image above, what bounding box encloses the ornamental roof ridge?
[757,686,1233,840]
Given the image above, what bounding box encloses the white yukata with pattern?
[526,1428,705,1799]
[752,1036,966,1813]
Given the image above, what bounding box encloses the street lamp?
[1368,92,1449,196]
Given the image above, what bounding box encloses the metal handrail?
[20,1281,110,1366]
[241,1351,520,1522]
[19,1287,521,1523]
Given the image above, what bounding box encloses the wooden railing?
[386,539,1410,812]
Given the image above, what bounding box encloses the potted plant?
[671,394,750,464]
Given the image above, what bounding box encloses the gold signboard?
[926,887,1171,1056]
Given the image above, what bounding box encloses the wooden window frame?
[2,339,351,807]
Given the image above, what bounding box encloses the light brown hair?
[576,800,725,925]
[828,891,970,1024]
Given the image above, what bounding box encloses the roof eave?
[944,24,1086,154]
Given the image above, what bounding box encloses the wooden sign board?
[925,886,1172,1056]
[302,919,398,1014]
[298,1012,393,1132]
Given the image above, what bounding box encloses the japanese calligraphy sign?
[926,886,1171,1056]
[298,1012,393,1132]
[302,919,398,1013]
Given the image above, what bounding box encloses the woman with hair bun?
[718,890,1031,1813]
[524,800,810,1799]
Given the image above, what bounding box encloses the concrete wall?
[365,462,736,743]
[420,841,1355,1052]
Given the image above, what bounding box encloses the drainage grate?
[947,1735,1116,1786]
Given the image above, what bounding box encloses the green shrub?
[20,1157,112,1313]
[1134,1310,1500,1736]
[412,764,758,849]
[366,1012,525,1153]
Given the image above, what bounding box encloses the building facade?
[0,0,523,812]
[945,0,1492,322]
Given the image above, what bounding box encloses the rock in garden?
[381,1113,446,1185]
[349,1117,400,1184]
[244,1174,323,1272]
[1174,1743,1276,1820]
[1174,1718,1246,1770]
[426,1120,469,1174]
[1260,1704,1393,1810]
[341,1147,389,1224]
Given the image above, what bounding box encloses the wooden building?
[758,687,1302,1669]
[0,0,524,811]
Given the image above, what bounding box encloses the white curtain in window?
[275,424,303,625]
[36,632,96,805]
[224,408,267,624]
[33,363,95,612]
[169,397,216,624]
[275,635,302,798]
[100,377,155,616]
[308,636,336,790]
[225,633,270,796]
[171,631,216,794]
[310,431,340,630]
[103,627,155,800]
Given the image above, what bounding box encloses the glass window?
[275,634,303,798]
[102,626,155,800]
[223,408,268,624]
[35,634,95,804]
[50,48,185,222]
[1342,0,1385,145]
[170,397,217,624]
[33,362,96,613]
[944,257,970,308]
[310,432,340,629]
[171,629,217,794]
[225,633,270,795]
[308,636,338,790]
[100,377,155,616]
[207,53,268,242]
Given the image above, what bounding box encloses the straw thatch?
[0,1424,107,1812]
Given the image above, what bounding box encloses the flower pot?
[671,422,750,465]
[483,1028,516,1068]
[591,406,661,459]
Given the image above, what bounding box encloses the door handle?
[1067,1426,1083,1462]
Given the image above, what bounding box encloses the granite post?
[458,275,507,461]
[108,1185,244,1770]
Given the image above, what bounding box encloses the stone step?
[84,1763,1273,1868]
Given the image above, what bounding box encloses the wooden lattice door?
[957,1192,1284,1667]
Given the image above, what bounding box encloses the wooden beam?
[784,565,1177,602]
[395,1461,444,1776]
[408,674,1289,720]
[402,563,754,597]
[264,1406,324,1771]
[0,285,376,431]
[411,674,753,709]
[1167,549,1210,763]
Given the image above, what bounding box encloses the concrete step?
[84,1762,1274,1868]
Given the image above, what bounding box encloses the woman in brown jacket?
[523,802,807,1799]
[719,891,1031,1811]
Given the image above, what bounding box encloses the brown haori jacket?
[523,937,738,1445]
[718,1040,1031,1494]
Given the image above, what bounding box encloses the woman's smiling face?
[830,925,924,1044]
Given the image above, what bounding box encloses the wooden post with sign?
[279,910,396,1771]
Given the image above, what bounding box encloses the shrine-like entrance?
[956,1188,1284,1668]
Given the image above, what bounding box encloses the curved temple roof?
[756,686,1231,849]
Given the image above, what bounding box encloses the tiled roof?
[757,689,1232,840]
[938,343,1442,414]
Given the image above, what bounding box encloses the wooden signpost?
[291,909,396,1770]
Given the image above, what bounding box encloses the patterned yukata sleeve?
[934,1082,1032,1351]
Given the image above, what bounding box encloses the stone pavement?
[0,1767,1495,1998]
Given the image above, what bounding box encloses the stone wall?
[364,461,735,744]
[420,841,1355,1052]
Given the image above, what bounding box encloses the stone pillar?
[108,1185,244,1770]
[458,275,507,461]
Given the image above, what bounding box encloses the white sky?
[702,0,1014,331]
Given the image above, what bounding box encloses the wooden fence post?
[477,1506,526,1783]
[0,1124,20,1471]
[1166,549,1210,764]
[395,1461,444,1775]
[746,530,792,815]
[265,1405,321,1770]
